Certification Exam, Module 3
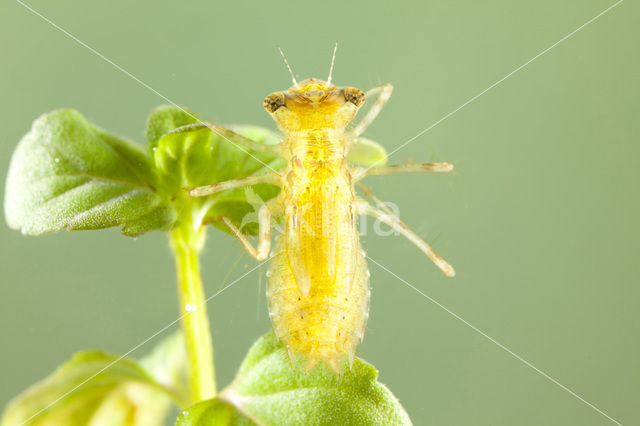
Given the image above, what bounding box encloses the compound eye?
[263,92,286,112]
[344,87,365,107]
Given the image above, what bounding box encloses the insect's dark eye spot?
[344,87,365,107]
[263,92,286,112]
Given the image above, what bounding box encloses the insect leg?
[208,203,273,261]
[355,198,455,277]
[347,84,394,138]
[189,173,280,197]
[166,122,283,155]
[352,161,453,181]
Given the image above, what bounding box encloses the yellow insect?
[189,49,455,372]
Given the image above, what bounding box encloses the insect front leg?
[355,198,455,277]
[189,173,280,197]
[208,202,274,261]
[352,161,454,181]
[167,122,284,155]
[347,84,394,138]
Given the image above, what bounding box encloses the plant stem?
[170,221,216,402]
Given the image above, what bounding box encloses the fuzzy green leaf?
[4,109,176,237]
[347,137,388,166]
[2,358,151,423]
[1,332,187,426]
[147,106,285,236]
[176,333,411,426]
[145,105,201,148]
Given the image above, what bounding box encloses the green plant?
[2,107,410,425]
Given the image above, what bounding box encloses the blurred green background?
[1,0,638,424]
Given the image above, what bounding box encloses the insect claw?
[287,348,298,364]
[304,356,319,374]
[347,352,355,369]
[326,356,341,374]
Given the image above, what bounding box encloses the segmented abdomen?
[266,155,370,370]
[266,231,370,371]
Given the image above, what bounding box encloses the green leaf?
[4,109,176,237]
[145,105,201,149]
[347,137,388,166]
[147,106,286,236]
[2,356,166,425]
[176,333,412,426]
[1,332,188,426]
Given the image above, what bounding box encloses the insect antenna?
[278,47,298,87]
[327,41,338,84]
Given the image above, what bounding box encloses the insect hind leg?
[206,203,272,261]
[355,195,455,277]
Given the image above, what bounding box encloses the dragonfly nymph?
[188,74,454,372]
